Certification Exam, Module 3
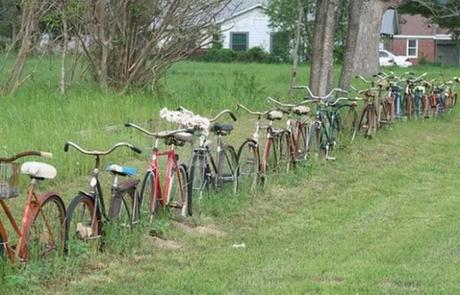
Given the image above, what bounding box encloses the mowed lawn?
[1,61,460,294]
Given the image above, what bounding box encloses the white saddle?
[21,162,57,180]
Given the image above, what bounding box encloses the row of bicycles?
[0,72,458,263]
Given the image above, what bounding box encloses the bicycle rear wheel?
[167,164,190,218]
[237,139,259,192]
[25,194,65,260]
[334,105,358,147]
[64,194,101,256]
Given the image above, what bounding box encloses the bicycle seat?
[267,110,283,121]
[157,130,193,143]
[106,164,138,177]
[292,106,310,115]
[21,162,57,180]
[210,123,233,135]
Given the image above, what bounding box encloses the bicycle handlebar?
[126,122,192,139]
[64,141,142,156]
[299,96,357,107]
[292,85,348,99]
[236,104,270,116]
[209,109,237,122]
[0,151,53,163]
[125,123,156,137]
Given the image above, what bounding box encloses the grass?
[1,60,460,294]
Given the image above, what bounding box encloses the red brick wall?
[387,38,436,64]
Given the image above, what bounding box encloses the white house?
[216,0,272,52]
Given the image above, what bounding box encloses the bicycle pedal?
[326,156,336,161]
[168,202,182,208]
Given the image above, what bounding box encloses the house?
[216,0,273,52]
[384,14,459,66]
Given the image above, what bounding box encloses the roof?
[217,0,269,23]
[381,9,400,36]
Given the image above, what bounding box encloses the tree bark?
[338,0,410,91]
[60,0,68,94]
[289,0,304,96]
[309,0,339,97]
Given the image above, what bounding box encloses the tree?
[69,0,231,93]
[399,0,460,38]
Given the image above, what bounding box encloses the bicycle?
[236,104,293,190]
[267,96,312,163]
[175,108,239,202]
[125,123,192,218]
[0,151,65,263]
[63,142,142,255]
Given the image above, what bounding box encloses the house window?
[230,32,248,51]
[407,39,418,57]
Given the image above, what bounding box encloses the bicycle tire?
[139,170,160,219]
[23,194,65,261]
[293,121,309,162]
[64,193,101,256]
[166,164,190,218]
[237,139,260,192]
[108,188,138,228]
[189,151,210,203]
[358,105,378,138]
[333,104,358,147]
[216,144,238,192]
[277,131,293,172]
[307,121,323,159]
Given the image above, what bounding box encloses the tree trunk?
[289,0,304,96]
[338,0,410,91]
[309,0,339,97]
[60,0,68,94]
[339,0,365,91]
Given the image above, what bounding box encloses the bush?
[191,47,284,64]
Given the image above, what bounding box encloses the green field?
[1,61,460,294]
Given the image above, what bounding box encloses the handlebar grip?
[40,152,53,158]
[229,112,237,121]
[130,146,143,154]
[125,123,133,128]
[64,142,70,152]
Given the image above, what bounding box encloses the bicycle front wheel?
[167,164,190,218]
[237,139,260,192]
[334,105,358,147]
[64,194,101,256]
[25,194,65,261]
[307,121,324,159]
[293,122,309,162]
[216,144,239,192]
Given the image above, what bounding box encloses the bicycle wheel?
[24,194,65,261]
[307,121,324,159]
[139,170,160,219]
[333,104,358,147]
[358,105,377,138]
[216,144,238,192]
[64,194,101,256]
[237,139,259,192]
[277,131,293,172]
[189,151,210,203]
[293,122,309,162]
[166,164,190,218]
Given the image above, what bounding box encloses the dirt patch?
[150,237,183,250]
[173,222,227,237]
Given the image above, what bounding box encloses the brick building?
[384,14,458,66]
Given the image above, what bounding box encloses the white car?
[379,49,412,67]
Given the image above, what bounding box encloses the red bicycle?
[0,151,65,263]
[125,123,191,219]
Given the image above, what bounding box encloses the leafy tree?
[399,0,460,38]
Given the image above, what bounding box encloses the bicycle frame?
[148,140,186,210]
